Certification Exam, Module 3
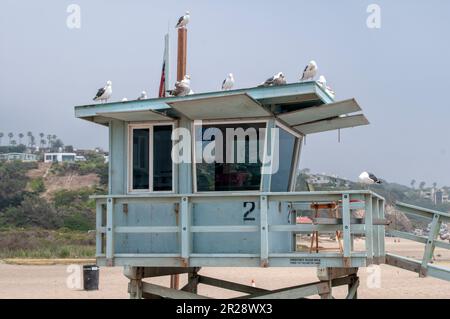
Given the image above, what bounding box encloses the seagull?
[167,75,191,97]
[317,75,327,87]
[222,73,234,90]
[93,80,112,103]
[259,72,286,87]
[137,91,147,100]
[317,75,336,98]
[300,61,318,81]
[358,171,382,185]
[176,11,190,28]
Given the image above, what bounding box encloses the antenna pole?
[177,27,187,81]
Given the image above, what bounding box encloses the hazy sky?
[1,1,449,186]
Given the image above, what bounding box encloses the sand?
[0,238,449,299]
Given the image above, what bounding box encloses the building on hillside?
[307,174,331,185]
[0,152,38,162]
[420,187,450,204]
[44,152,77,163]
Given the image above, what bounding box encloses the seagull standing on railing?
[300,61,318,81]
[259,72,286,87]
[317,75,336,98]
[222,73,234,90]
[137,91,148,100]
[167,75,191,97]
[359,171,382,185]
[93,80,112,103]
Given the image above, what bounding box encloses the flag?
[158,61,166,98]
[158,33,169,98]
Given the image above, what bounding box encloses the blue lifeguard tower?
[74,21,450,297]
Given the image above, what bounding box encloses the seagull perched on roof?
[259,72,286,87]
[359,171,382,185]
[93,80,112,103]
[175,11,190,28]
[300,61,318,81]
[137,91,147,100]
[317,75,327,87]
[317,75,336,98]
[167,75,191,97]
[222,73,234,90]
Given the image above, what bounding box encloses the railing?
[385,202,450,281]
[92,190,386,268]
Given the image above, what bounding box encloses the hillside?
[0,157,107,258]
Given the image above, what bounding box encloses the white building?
[44,152,76,163]
[0,152,38,162]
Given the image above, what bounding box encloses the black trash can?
[83,265,99,291]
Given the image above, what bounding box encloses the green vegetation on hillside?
[0,158,106,258]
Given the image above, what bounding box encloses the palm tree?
[419,181,426,190]
[18,133,24,145]
[39,133,44,147]
[0,132,3,146]
[11,140,17,146]
[41,139,47,149]
[8,132,13,145]
[27,131,32,146]
[47,134,52,147]
[31,135,36,147]
[410,179,416,189]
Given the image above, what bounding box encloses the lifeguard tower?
[74,29,450,300]
[76,81,388,298]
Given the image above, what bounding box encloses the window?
[270,126,298,192]
[129,124,173,192]
[62,155,75,162]
[195,122,266,192]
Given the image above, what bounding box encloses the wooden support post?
[346,275,359,299]
[177,27,187,81]
[319,280,333,299]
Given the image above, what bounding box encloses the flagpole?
[164,32,170,96]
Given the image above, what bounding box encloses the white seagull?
[93,80,112,103]
[137,91,147,100]
[167,75,191,97]
[317,75,336,98]
[358,171,382,185]
[259,72,286,87]
[317,75,327,87]
[300,60,318,81]
[222,73,234,90]
[176,11,190,28]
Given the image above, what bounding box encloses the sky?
[0,1,449,187]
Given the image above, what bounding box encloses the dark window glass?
[132,128,149,189]
[153,125,173,191]
[270,127,297,192]
[196,123,266,192]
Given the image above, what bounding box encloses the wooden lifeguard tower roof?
[75,81,368,136]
